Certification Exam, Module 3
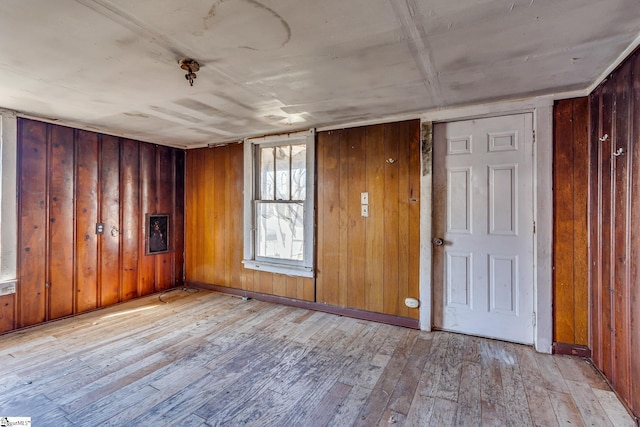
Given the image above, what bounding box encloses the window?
[243,129,315,277]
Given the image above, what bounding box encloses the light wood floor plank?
[0,289,634,427]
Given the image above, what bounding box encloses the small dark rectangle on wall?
[96,223,104,234]
[146,213,169,255]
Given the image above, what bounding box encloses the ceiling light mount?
[179,59,200,87]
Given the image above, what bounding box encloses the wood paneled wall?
[184,120,421,319]
[589,50,640,418]
[316,120,421,319]
[184,143,314,301]
[553,98,589,347]
[1,118,185,333]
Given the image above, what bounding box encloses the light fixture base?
[179,59,200,86]
[179,58,200,73]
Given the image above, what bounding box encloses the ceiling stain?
[123,112,150,119]
[203,0,291,49]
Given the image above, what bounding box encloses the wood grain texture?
[1,290,632,426]
[75,129,99,313]
[552,97,589,346]
[48,124,75,320]
[572,98,589,345]
[155,145,174,291]
[138,142,156,296]
[406,120,421,321]
[0,294,14,333]
[315,120,421,319]
[612,60,632,404]
[120,139,140,301]
[599,79,614,383]
[589,89,603,370]
[316,130,340,305]
[99,135,121,306]
[629,50,640,419]
[12,119,184,334]
[17,119,48,327]
[365,124,386,314]
[589,47,640,420]
[173,150,186,289]
[345,126,367,311]
[553,99,577,344]
[184,144,314,302]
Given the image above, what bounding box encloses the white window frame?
[242,129,315,277]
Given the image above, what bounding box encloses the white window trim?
[242,129,315,278]
[0,110,18,287]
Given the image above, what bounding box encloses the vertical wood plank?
[174,150,185,288]
[629,50,640,418]
[383,123,401,316]
[272,274,286,297]
[599,79,615,383]
[589,89,603,369]
[338,131,349,307]
[155,145,174,291]
[365,124,385,314]
[184,149,201,283]
[586,49,640,418]
[138,143,156,296]
[99,135,121,306]
[120,139,140,301]
[406,120,421,320]
[345,127,366,311]
[226,144,244,289]
[572,98,590,346]
[18,119,48,327]
[257,271,273,295]
[553,99,576,343]
[397,122,412,319]
[202,149,216,284]
[0,294,15,333]
[316,131,341,305]
[315,130,326,303]
[75,129,99,313]
[48,124,75,319]
[212,147,226,287]
[612,60,632,405]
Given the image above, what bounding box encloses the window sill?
[242,260,314,278]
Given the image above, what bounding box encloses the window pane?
[275,145,290,200]
[291,144,306,200]
[256,202,304,261]
[260,147,275,200]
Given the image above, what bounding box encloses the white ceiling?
[0,0,638,148]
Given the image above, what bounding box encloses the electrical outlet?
[96,223,104,234]
[361,205,369,217]
[361,192,369,204]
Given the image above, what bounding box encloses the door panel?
[433,114,534,344]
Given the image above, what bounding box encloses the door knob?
[433,238,444,246]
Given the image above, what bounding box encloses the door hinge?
[532,130,536,143]
[533,221,536,234]
[532,312,536,327]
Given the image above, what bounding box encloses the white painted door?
[432,114,534,344]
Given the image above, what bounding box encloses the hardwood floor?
[0,289,635,426]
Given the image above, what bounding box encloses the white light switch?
[361,205,369,217]
[361,192,369,204]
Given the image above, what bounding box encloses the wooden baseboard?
[186,281,420,330]
[552,342,591,357]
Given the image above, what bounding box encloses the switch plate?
[361,205,369,217]
[96,223,105,234]
[361,192,369,204]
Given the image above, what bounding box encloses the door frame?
[419,97,554,353]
